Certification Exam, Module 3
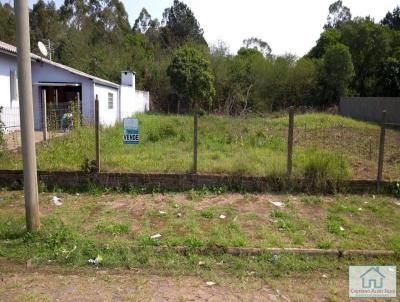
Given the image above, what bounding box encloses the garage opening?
[36,83,82,131]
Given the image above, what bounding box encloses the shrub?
[303,148,350,191]
[147,125,178,142]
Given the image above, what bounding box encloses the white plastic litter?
[358,208,363,211]
[198,261,205,266]
[52,196,62,206]
[219,215,226,219]
[206,282,216,286]
[151,234,162,239]
[322,274,328,278]
[176,213,182,218]
[395,202,400,206]
[159,211,167,215]
[340,226,345,231]
[88,255,103,266]
[270,201,285,208]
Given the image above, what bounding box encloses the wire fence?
[0,106,399,182]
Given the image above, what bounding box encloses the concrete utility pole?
[15,0,40,231]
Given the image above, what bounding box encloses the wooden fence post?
[377,110,386,190]
[41,88,47,142]
[95,95,100,173]
[287,106,295,180]
[193,101,198,174]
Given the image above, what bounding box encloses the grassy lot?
[1,190,400,266]
[1,190,400,301]
[1,113,399,180]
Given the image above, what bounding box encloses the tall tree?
[324,0,352,29]
[319,44,354,105]
[0,2,15,44]
[243,37,272,57]
[381,6,400,30]
[167,46,215,112]
[161,0,207,47]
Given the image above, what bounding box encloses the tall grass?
[0,113,376,179]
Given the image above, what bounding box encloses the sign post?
[123,118,139,144]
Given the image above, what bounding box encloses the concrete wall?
[94,83,119,126]
[340,97,400,124]
[120,88,150,119]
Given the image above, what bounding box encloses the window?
[10,69,18,106]
[108,92,114,109]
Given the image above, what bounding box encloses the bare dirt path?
[0,260,359,302]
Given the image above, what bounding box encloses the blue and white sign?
[123,118,139,144]
[349,266,396,298]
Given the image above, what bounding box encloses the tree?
[340,19,390,96]
[167,46,215,112]
[308,28,340,59]
[243,37,272,57]
[324,0,351,29]
[133,8,152,33]
[30,0,63,55]
[0,2,15,44]
[381,6,400,30]
[161,0,207,47]
[319,44,354,105]
[376,57,400,96]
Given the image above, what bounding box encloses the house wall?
[31,61,95,129]
[94,83,119,126]
[0,53,19,130]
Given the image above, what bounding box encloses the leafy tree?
[133,8,153,33]
[340,19,390,96]
[161,0,207,47]
[324,0,351,29]
[308,28,340,59]
[167,46,215,112]
[319,44,354,105]
[381,6,400,30]
[243,37,272,57]
[376,57,400,96]
[0,2,15,44]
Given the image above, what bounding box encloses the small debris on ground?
[340,226,345,232]
[270,201,285,208]
[233,215,238,222]
[159,211,167,215]
[176,213,182,218]
[151,234,162,239]
[372,195,376,199]
[26,259,32,269]
[198,261,205,266]
[395,202,400,206]
[272,255,279,264]
[206,281,216,287]
[219,214,226,219]
[52,196,62,206]
[358,208,362,211]
[88,255,103,266]
[322,274,328,278]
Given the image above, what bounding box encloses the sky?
[26,0,400,56]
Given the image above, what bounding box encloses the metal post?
[76,91,81,127]
[287,106,294,179]
[95,95,100,173]
[377,110,386,189]
[15,0,40,231]
[193,102,198,174]
[41,89,47,141]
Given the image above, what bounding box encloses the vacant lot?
[0,113,399,180]
[1,190,400,301]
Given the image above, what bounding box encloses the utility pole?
[15,0,40,231]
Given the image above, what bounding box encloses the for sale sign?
[123,118,139,144]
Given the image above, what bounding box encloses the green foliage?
[167,46,215,109]
[319,44,354,105]
[0,106,5,151]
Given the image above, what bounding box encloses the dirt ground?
[0,260,353,302]
[4,131,64,151]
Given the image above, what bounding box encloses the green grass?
[1,191,400,270]
[1,112,399,180]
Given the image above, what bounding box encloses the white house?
[0,40,149,131]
